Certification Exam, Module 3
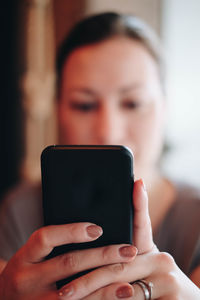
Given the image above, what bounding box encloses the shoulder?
[0,180,43,229]
[0,181,43,260]
[0,181,42,214]
[0,180,43,231]
[175,181,200,200]
[154,179,200,274]
[173,181,200,216]
[164,180,200,230]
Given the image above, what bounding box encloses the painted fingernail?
[86,225,103,238]
[140,178,146,191]
[119,245,137,257]
[116,285,133,298]
[58,285,74,298]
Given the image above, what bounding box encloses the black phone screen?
[41,145,134,287]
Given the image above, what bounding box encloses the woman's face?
[58,37,165,178]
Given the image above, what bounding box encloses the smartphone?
[41,145,134,288]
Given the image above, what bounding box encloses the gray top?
[154,181,200,274]
[0,180,200,275]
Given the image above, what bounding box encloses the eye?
[122,99,141,110]
[69,101,98,112]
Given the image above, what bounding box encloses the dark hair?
[56,12,164,95]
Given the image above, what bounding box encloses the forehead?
[61,37,159,92]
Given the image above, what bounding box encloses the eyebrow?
[67,87,97,95]
[118,83,143,94]
[67,83,143,95]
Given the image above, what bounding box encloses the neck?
[144,172,176,232]
[135,167,160,193]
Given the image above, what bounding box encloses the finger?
[57,252,156,299]
[131,280,153,300]
[131,274,173,300]
[133,179,154,254]
[33,244,137,286]
[0,258,7,273]
[16,223,103,263]
[80,283,134,300]
[57,251,179,300]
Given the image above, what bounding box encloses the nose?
[94,104,124,145]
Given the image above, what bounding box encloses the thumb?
[133,179,154,254]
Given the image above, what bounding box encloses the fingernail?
[140,179,146,191]
[58,285,74,298]
[86,225,103,238]
[116,285,133,298]
[119,245,137,257]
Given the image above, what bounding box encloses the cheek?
[59,110,95,144]
[127,108,164,160]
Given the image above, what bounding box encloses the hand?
[57,180,200,299]
[0,223,137,300]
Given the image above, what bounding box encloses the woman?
[0,12,200,299]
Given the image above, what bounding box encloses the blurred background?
[1,0,200,201]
